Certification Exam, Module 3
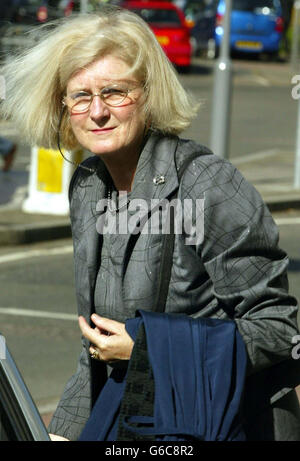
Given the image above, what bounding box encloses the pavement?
[0,147,299,247]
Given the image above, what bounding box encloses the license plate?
[235,40,263,50]
[157,36,170,46]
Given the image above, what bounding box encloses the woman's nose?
[89,95,110,121]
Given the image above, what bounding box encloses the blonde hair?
[0,5,199,150]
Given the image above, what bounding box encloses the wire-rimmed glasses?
[63,83,140,114]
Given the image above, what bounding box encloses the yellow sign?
[37,147,64,193]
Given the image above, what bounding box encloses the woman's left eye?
[72,92,90,99]
[103,87,126,95]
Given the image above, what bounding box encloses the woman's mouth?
[90,127,115,134]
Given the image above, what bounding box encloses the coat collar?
[80,131,180,310]
[82,158,107,269]
[129,131,180,203]
[119,131,180,280]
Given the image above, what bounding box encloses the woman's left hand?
[78,314,134,362]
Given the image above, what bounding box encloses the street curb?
[0,220,71,246]
[266,198,300,212]
[0,197,300,247]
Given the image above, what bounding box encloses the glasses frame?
[62,84,140,114]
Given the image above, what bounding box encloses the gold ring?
[90,348,100,360]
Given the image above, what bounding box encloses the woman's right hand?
[78,314,134,362]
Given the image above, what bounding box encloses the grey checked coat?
[49,132,300,441]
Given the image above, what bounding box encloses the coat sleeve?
[47,339,92,440]
[182,154,299,376]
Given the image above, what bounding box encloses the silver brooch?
[153,175,165,185]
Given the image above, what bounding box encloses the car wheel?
[177,65,191,74]
[267,50,279,62]
[260,51,279,62]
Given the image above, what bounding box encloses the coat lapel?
[120,132,180,281]
[81,162,107,318]
[74,133,180,319]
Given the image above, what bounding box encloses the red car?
[122,1,192,68]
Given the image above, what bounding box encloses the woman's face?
[65,55,145,159]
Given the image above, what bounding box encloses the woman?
[1,6,299,441]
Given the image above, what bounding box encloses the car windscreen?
[130,8,182,26]
[233,0,275,12]
[0,342,50,441]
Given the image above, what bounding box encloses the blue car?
[215,0,284,58]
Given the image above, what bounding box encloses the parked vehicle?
[122,1,192,69]
[181,0,218,57]
[0,338,50,441]
[215,0,284,58]
[0,1,79,57]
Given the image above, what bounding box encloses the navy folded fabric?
[79,311,247,441]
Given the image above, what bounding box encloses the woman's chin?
[85,142,119,156]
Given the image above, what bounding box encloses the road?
[183,58,298,159]
[0,239,81,418]
[0,56,299,424]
